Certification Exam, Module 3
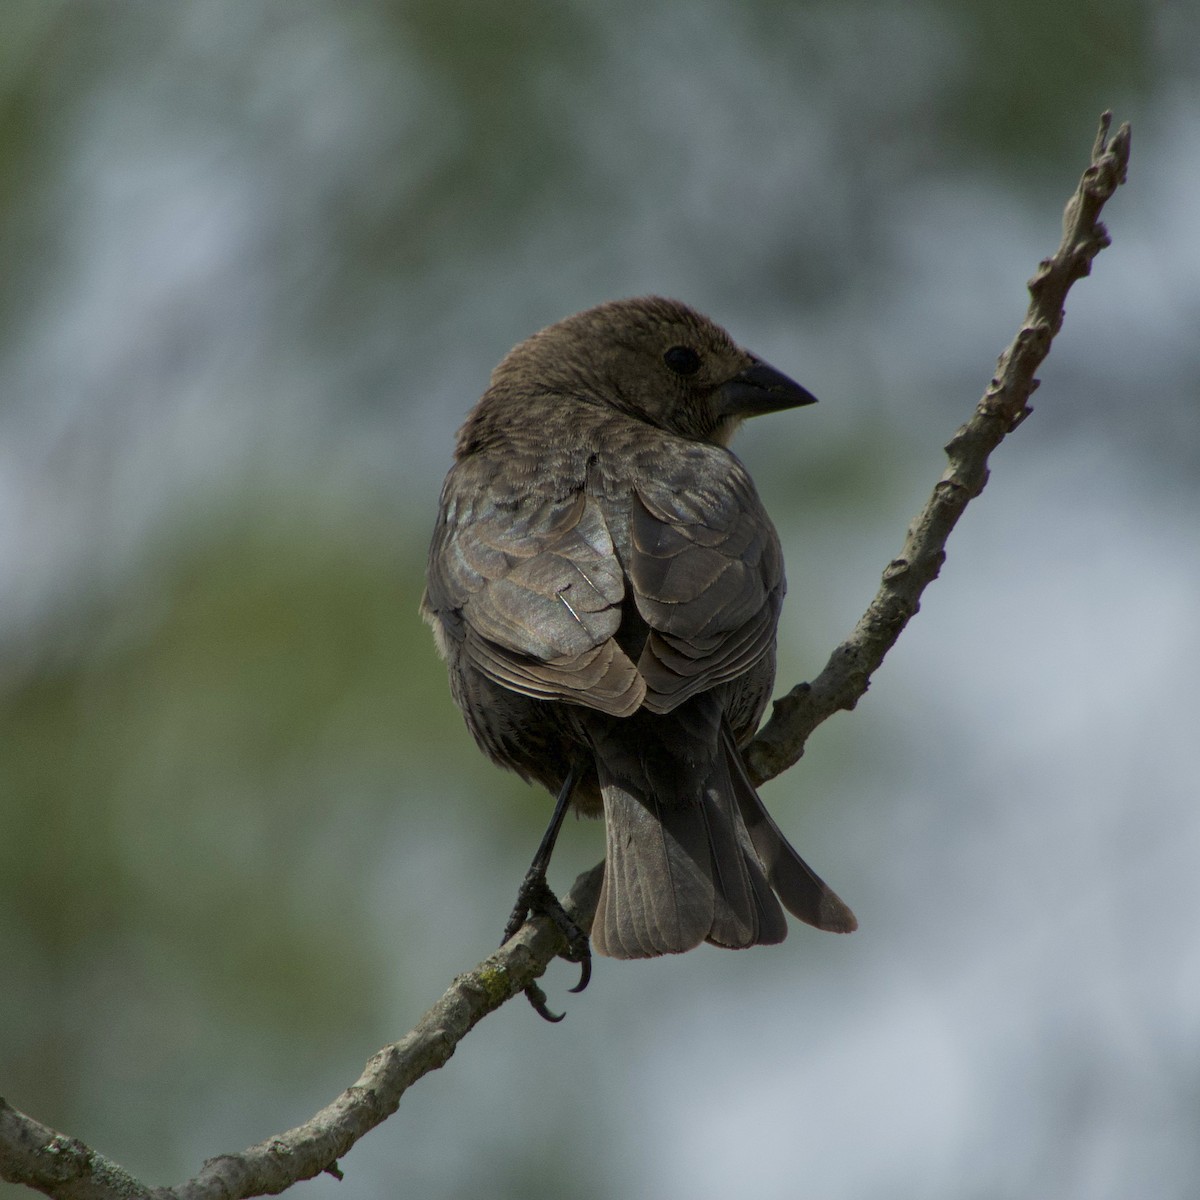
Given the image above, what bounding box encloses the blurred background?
[1,2,1197,1198]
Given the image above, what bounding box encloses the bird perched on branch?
[422,297,855,1001]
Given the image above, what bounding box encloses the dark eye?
[663,345,701,376]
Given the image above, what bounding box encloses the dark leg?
[501,765,592,1021]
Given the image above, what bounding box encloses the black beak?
[714,358,818,419]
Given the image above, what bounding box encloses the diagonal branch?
[745,111,1130,785]
[0,114,1130,1200]
[0,867,605,1200]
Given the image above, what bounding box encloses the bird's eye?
[663,345,702,376]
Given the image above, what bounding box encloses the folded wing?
[629,451,785,714]
[425,475,644,716]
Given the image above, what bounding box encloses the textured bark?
[744,113,1130,785]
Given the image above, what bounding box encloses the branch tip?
[747,113,1129,780]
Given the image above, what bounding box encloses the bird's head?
[485,296,817,446]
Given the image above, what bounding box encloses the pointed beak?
[714,358,818,419]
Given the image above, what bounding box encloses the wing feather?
[425,473,644,716]
[629,453,784,713]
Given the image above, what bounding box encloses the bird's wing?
[425,472,645,717]
[628,446,785,713]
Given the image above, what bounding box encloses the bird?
[421,296,855,990]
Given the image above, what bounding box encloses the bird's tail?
[591,723,855,959]
[720,723,858,936]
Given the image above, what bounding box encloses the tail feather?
[697,752,787,949]
[588,708,856,960]
[593,744,789,959]
[721,724,858,934]
[593,775,713,957]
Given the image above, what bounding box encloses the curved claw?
[568,955,592,994]
[524,982,565,1023]
[503,866,594,1017]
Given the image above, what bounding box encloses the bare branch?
[0,866,604,1200]
[744,112,1131,785]
[0,114,1130,1200]
[0,1101,154,1200]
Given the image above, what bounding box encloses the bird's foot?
[502,871,592,1021]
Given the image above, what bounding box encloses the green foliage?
[0,495,458,1130]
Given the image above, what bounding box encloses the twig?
[745,112,1130,784]
[0,114,1130,1200]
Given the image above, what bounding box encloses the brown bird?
[421,297,855,991]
